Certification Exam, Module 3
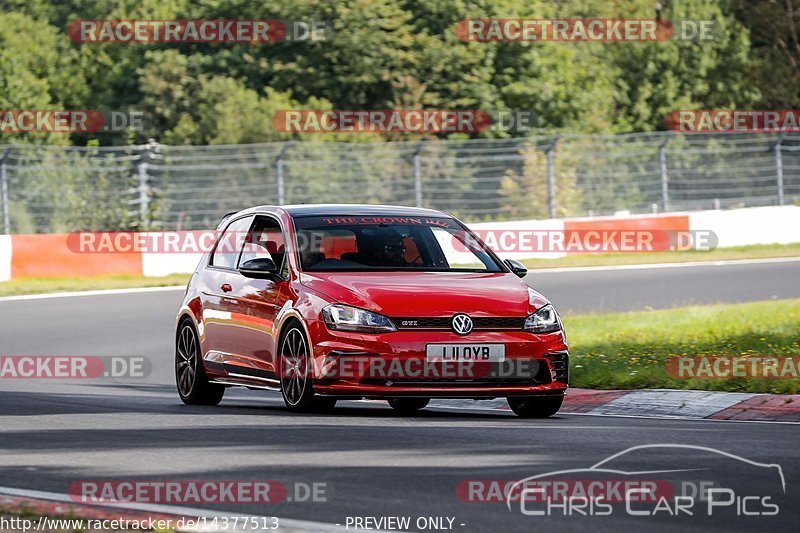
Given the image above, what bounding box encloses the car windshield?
[292,215,503,272]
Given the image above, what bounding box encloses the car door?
[222,215,289,379]
[201,214,254,367]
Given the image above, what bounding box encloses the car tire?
[176,319,225,406]
[387,398,430,414]
[279,323,334,413]
[507,396,563,418]
[310,397,338,412]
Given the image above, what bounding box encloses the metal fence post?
[659,133,670,212]
[0,150,11,235]
[276,141,292,205]
[413,141,425,208]
[775,134,785,206]
[0,149,9,234]
[546,136,559,218]
[136,141,153,229]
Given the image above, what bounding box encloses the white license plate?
[426,344,505,362]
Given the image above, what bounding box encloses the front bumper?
[307,319,569,399]
[315,381,567,399]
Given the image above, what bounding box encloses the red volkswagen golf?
[175,205,568,417]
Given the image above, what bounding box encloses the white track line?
[0,285,185,302]
[428,403,800,425]
[527,255,800,274]
[0,485,363,532]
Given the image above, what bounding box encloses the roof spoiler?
[217,211,238,228]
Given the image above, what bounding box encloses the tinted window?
[210,216,253,269]
[239,216,286,273]
[292,215,501,272]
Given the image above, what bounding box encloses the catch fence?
[1,131,798,233]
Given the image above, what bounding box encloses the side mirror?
[239,257,279,279]
[504,259,528,279]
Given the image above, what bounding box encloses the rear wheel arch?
[176,314,197,349]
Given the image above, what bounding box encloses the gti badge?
[452,314,474,335]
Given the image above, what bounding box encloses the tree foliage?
[0,0,773,145]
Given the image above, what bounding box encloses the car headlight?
[322,304,397,333]
[523,304,561,333]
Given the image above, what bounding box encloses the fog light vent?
[544,351,569,384]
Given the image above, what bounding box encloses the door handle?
[220,283,233,293]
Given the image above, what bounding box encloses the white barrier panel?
[469,218,566,260]
[139,231,206,277]
[0,235,10,282]
[689,206,800,248]
[2,206,799,280]
[142,251,203,277]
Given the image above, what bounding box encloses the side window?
[239,216,287,274]
[210,216,254,269]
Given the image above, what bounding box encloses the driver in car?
[380,231,408,266]
[357,228,408,267]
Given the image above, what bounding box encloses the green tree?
[0,12,87,144]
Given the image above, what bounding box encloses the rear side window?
[210,216,254,269]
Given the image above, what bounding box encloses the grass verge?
[566,298,800,394]
[521,242,800,269]
[0,274,190,297]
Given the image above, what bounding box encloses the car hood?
[300,271,546,317]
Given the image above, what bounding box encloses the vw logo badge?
[452,314,474,335]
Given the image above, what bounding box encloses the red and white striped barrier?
[1,205,799,281]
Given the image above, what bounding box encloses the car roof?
[250,204,451,218]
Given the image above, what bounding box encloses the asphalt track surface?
[1,259,799,532]
[528,257,800,313]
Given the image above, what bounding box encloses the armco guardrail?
[1,132,800,235]
[1,206,798,281]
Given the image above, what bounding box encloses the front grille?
[393,316,525,330]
